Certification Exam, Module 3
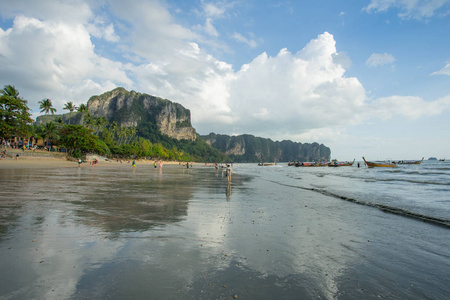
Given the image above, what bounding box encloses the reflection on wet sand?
[73,175,194,234]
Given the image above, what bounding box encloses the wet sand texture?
[0,164,449,299]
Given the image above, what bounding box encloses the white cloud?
[0,0,93,24]
[368,94,450,120]
[364,0,450,19]
[221,32,367,137]
[231,32,258,48]
[366,53,396,67]
[194,18,219,37]
[86,17,120,42]
[108,0,199,63]
[432,63,450,75]
[0,15,132,114]
[202,1,228,18]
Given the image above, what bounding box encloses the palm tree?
[118,126,127,145]
[55,116,64,128]
[63,101,77,112]
[41,122,59,150]
[125,127,137,144]
[94,116,107,135]
[63,102,77,125]
[28,123,42,149]
[39,99,57,115]
[1,85,20,99]
[84,113,93,129]
[77,104,88,125]
[110,121,119,136]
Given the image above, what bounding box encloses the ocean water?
[248,160,450,226]
[0,162,449,299]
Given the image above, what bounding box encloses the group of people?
[76,158,98,167]
[128,160,232,183]
[214,163,233,183]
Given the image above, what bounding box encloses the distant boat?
[439,158,446,161]
[295,162,328,167]
[287,162,296,166]
[362,157,396,168]
[328,159,355,167]
[258,162,275,166]
[394,158,424,165]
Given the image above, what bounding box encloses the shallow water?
[0,163,449,299]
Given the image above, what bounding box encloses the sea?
[0,160,449,299]
[252,159,450,226]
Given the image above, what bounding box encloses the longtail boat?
[328,159,355,167]
[258,162,275,166]
[362,157,396,168]
[295,162,328,167]
[394,158,424,165]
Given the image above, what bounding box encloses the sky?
[1,0,449,160]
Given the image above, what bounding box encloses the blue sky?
[1,0,449,160]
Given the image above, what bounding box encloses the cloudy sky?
[1,0,449,160]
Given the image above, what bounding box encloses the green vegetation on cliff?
[200,133,331,163]
[34,88,229,162]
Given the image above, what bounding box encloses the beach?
[0,158,449,299]
[0,150,194,170]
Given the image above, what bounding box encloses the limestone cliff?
[201,133,331,163]
[87,87,196,141]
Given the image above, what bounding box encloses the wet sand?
[0,163,449,299]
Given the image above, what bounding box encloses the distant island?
[428,157,437,160]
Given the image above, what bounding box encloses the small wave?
[402,171,448,176]
[433,167,450,171]
[342,174,449,186]
[267,179,450,228]
[377,178,449,186]
[310,188,450,228]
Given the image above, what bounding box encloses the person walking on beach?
[78,158,82,167]
[226,164,232,184]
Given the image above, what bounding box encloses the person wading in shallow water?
[226,164,232,184]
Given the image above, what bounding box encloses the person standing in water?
[226,164,232,184]
[132,160,136,168]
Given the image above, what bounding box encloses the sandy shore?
[0,150,204,170]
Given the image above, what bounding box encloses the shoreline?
[0,149,205,170]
